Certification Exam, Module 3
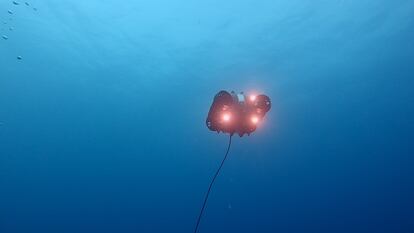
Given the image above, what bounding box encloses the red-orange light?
[250,95,257,101]
[251,116,259,124]
[222,113,231,122]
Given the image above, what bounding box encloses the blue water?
[1,0,413,232]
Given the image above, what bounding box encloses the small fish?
[17,55,22,60]
[13,1,19,5]
[8,10,13,14]
[2,35,8,40]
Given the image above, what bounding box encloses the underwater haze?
[1,0,414,232]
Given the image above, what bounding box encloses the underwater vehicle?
[194,90,271,233]
[206,90,271,136]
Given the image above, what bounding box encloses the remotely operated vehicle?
[206,90,271,136]
[194,90,271,233]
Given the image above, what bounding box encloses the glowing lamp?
[222,113,231,122]
[251,116,259,124]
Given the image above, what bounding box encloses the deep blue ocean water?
[1,0,413,232]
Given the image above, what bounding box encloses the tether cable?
[194,134,233,233]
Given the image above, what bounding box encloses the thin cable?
[194,134,233,233]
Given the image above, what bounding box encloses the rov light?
[222,113,231,122]
[251,115,259,124]
[249,95,257,102]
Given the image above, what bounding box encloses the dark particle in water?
[17,56,22,60]
[8,10,14,14]
[13,1,20,5]
[33,7,37,11]
[2,35,8,40]
[25,2,30,6]
[9,27,13,31]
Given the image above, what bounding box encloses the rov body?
[206,90,271,136]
